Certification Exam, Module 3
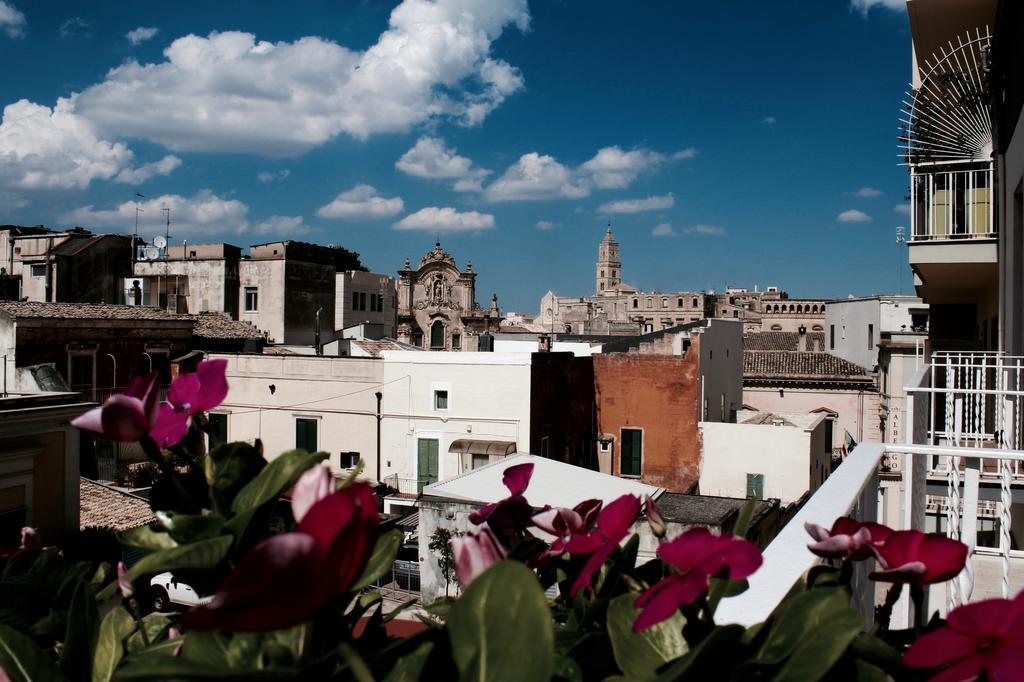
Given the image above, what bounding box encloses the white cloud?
[316,184,403,219]
[114,155,181,184]
[71,0,530,155]
[599,193,675,214]
[850,0,905,17]
[0,1,25,38]
[126,26,158,45]
[672,148,698,159]
[579,146,667,189]
[894,203,911,215]
[683,224,727,236]
[61,190,250,235]
[762,116,777,125]
[651,223,675,237]
[257,169,290,183]
[59,17,91,38]
[854,187,882,198]
[838,209,872,223]
[0,99,133,190]
[483,152,589,201]
[535,220,558,231]
[394,206,495,233]
[251,214,313,236]
[396,136,490,191]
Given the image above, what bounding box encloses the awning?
[448,439,517,457]
[396,511,419,528]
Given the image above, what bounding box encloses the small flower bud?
[117,561,134,600]
[645,495,666,539]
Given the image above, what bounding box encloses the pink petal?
[873,530,924,569]
[870,561,928,584]
[563,532,605,555]
[714,538,763,579]
[927,655,986,682]
[452,527,507,587]
[291,465,334,524]
[597,494,641,538]
[659,527,715,571]
[903,623,981,669]
[168,373,201,413]
[100,395,150,441]
[194,359,229,412]
[633,575,687,632]
[469,501,498,525]
[149,404,190,449]
[125,373,161,427]
[117,561,134,599]
[532,508,583,536]
[502,463,534,497]
[299,482,379,596]
[181,533,324,631]
[71,405,106,435]
[804,522,832,543]
[569,540,617,596]
[918,535,969,585]
[808,535,859,560]
[573,498,602,531]
[946,597,1015,637]
[19,527,38,549]
[860,521,895,546]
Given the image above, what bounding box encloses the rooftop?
[79,478,155,531]
[743,332,825,352]
[743,350,873,382]
[0,301,183,322]
[422,453,663,508]
[656,492,777,527]
[185,312,265,340]
[352,338,420,357]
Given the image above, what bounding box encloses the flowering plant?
[0,368,1006,682]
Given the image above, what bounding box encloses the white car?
[149,572,213,611]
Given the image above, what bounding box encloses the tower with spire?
[595,223,621,295]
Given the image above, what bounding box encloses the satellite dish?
[146,247,160,260]
[153,235,167,248]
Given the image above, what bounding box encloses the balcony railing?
[910,165,994,241]
[718,351,1023,628]
[383,475,426,496]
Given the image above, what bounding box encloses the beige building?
[395,243,497,351]
[335,270,397,338]
[132,242,241,315]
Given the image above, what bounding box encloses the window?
[471,454,489,470]
[417,438,439,491]
[867,323,874,350]
[830,325,835,349]
[352,292,360,310]
[68,352,94,392]
[824,419,834,455]
[620,428,642,476]
[30,264,45,278]
[601,270,605,278]
[412,331,423,347]
[451,333,461,349]
[208,413,228,447]
[430,320,445,349]
[434,390,448,410]
[646,298,653,309]
[692,297,698,308]
[632,299,638,309]
[295,418,318,452]
[733,310,738,318]
[677,298,683,307]
[661,298,668,308]
[540,436,549,457]
[338,452,360,469]
[244,287,258,312]
[359,292,367,311]
[746,473,764,499]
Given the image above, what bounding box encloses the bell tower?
[595,223,621,295]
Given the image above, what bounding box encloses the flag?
[843,430,857,456]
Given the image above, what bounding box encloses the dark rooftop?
[744,350,872,381]
[0,301,184,322]
[655,493,777,527]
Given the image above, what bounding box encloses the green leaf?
[352,529,404,591]
[606,593,687,681]
[123,535,233,583]
[230,449,326,514]
[383,642,435,682]
[448,561,553,682]
[113,657,266,681]
[732,496,758,539]
[0,623,63,682]
[705,577,749,618]
[62,579,99,682]
[755,587,850,665]
[125,615,171,655]
[769,604,862,682]
[154,511,226,544]
[655,624,745,682]
[119,525,178,552]
[206,441,267,515]
[92,606,135,682]
[551,655,583,682]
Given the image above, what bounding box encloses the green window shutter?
[620,429,642,477]
[208,413,228,447]
[296,419,317,452]
[417,438,439,491]
[746,473,764,499]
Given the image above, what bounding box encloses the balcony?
[907,165,997,305]
[718,351,1024,627]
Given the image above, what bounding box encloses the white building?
[825,295,928,371]
[699,410,830,504]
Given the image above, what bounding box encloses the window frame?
[294,416,320,452]
[619,427,643,477]
[746,473,765,499]
[243,286,259,312]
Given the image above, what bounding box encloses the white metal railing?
[719,351,1023,627]
[910,165,994,241]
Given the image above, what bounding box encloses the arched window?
[632,298,638,309]
[692,297,698,308]
[430,320,445,349]
[662,298,668,308]
[677,298,683,307]
[646,297,653,309]
[797,305,803,313]
[771,324,783,331]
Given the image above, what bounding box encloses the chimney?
[538,334,551,353]
[798,324,809,352]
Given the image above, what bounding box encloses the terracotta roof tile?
[744,332,826,352]
[743,350,871,380]
[79,478,155,531]
[0,301,182,321]
[184,312,265,340]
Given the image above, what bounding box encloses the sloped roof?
[353,338,421,357]
[79,478,155,531]
[185,312,265,340]
[743,351,872,381]
[0,301,184,322]
[656,493,776,527]
[422,453,663,508]
[744,332,825,352]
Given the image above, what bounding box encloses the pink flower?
[633,528,762,632]
[903,591,1024,681]
[149,359,230,448]
[532,498,602,557]
[181,481,378,631]
[452,527,508,586]
[290,464,335,524]
[469,462,536,546]
[72,373,166,442]
[870,530,968,587]
[117,561,134,599]
[564,494,641,596]
[645,495,667,539]
[805,517,894,561]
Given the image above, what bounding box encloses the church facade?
[396,242,498,351]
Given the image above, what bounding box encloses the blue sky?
[0,0,912,312]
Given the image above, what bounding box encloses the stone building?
[132,242,242,315]
[395,242,498,351]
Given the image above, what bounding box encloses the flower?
[117,561,134,599]
[903,590,1024,681]
[870,530,968,587]
[451,527,508,586]
[805,517,893,561]
[181,481,378,631]
[72,373,168,442]
[564,494,641,596]
[532,498,602,557]
[290,463,335,524]
[151,359,230,448]
[645,495,667,539]
[469,462,536,546]
[633,528,762,632]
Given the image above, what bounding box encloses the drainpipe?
[375,391,383,483]
[314,306,323,356]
